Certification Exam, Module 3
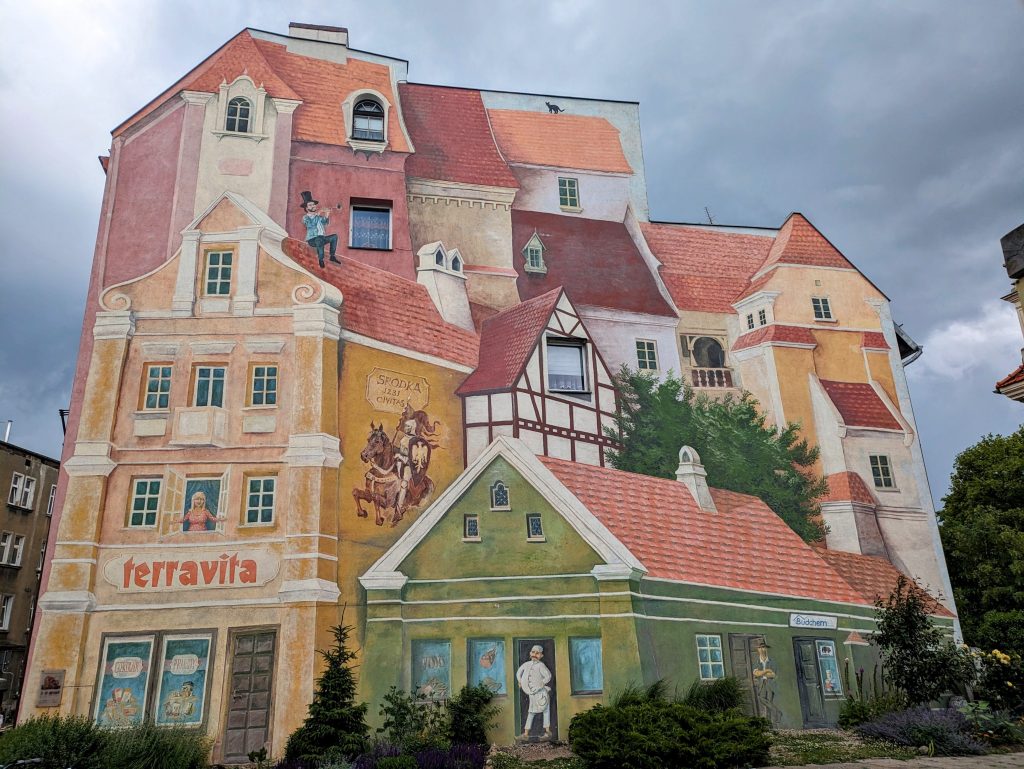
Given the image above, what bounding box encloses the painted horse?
[353,422,435,526]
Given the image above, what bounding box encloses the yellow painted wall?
[771,267,885,327]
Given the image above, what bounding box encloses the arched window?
[352,99,385,141]
[225,97,252,133]
[490,480,510,510]
[692,337,725,369]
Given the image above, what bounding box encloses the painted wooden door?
[793,638,828,727]
[515,639,557,741]
[728,633,764,717]
[223,630,276,762]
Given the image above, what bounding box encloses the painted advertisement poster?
[468,639,506,695]
[154,635,212,725]
[815,639,843,696]
[94,636,155,727]
[412,639,451,701]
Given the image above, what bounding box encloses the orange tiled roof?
[996,362,1024,390]
[861,331,891,350]
[816,549,954,618]
[823,472,876,505]
[758,213,856,273]
[819,380,902,431]
[487,110,632,174]
[400,84,518,188]
[540,456,868,604]
[456,288,563,395]
[732,324,816,351]
[282,238,478,367]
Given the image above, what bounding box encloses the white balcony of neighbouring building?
[690,367,734,389]
[170,406,228,447]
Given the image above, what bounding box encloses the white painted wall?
[577,306,680,379]
[510,166,631,221]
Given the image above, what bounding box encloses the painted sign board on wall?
[365,367,430,414]
[789,613,838,630]
[36,669,65,707]
[102,550,280,592]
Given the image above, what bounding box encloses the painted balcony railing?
[690,367,734,388]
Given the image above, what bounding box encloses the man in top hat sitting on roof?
[300,191,339,268]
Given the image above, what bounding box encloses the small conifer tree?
[284,624,369,762]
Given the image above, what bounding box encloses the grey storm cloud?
[0,0,1021,503]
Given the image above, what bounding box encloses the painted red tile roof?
[487,110,632,174]
[282,238,478,367]
[513,211,675,317]
[733,272,777,304]
[457,288,563,395]
[115,31,409,151]
[540,456,867,604]
[758,213,857,273]
[861,331,891,350]
[996,362,1024,389]
[819,380,902,430]
[640,223,774,312]
[823,472,876,505]
[816,549,954,618]
[399,84,518,188]
[732,324,817,351]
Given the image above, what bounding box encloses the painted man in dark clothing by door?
[300,190,339,268]
[752,642,783,726]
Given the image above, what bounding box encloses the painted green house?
[360,437,953,742]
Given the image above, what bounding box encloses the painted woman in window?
[181,490,221,532]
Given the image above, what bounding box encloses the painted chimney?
[676,445,717,513]
[288,23,349,47]
[416,242,474,331]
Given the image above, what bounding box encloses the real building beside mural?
[26,22,956,758]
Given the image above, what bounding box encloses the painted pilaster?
[593,566,645,699]
[171,229,201,316]
[232,225,261,316]
[166,91,212,259]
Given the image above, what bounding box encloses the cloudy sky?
[0,1,1021,504]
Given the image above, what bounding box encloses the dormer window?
[352,99,385,141]
[435,248,445,267]
[758,309,767,326]
[522,232,547,274]
[225,97,252,133]
[450,252,462,272]
[546,337,587,393]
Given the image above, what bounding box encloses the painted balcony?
[170,406,228,447]
[690,367,734,389]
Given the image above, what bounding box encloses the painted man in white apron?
[516,645,552,739]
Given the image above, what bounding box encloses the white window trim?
[192,365,228,408]
[812,296,837,323]
[128,477,163,529]
[349,205,393,250]
[242,475,277,527]
[462,513,481,542]
[0,533,10,565]
[46,484,56,516]
[695,633,726,680]
[636,338,659,371]
[522,231,547,274]
[9,535,24,567]
[7,474,24,507]
[558,176,582,213]
[489,481,511,511]
[213,75,270,142]
[0,594,13,631]
[869,454,898,491]
[526,513,546,542]
[341,89,392,153]
[543,335,591,397]
[202,250,234,298]
[142,363,173,412]
[249,364,279,409]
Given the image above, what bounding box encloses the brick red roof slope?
[819,380,902,430]
[732,324,816,351]
[816,549,954,618]
[399,84,518,188]
[282,239,478,368]
[759,213,856,273]
[488,110,632,173]
[513,211,675,317]
[640,223,774,312]
[823,472,876,505]
[996,362,1024,389]
[540,457,867,604]
[457,288,563,395]
[861,331,891,350]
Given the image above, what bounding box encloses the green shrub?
[677,677,745,714]
[445,684,500,746]
[568,692,771,769]
[838,692,906,729]
[376,757,417,769]
[376,687,448,753]
[101,720,211,769]
[975,649,1024,717]
[0,714,107,769]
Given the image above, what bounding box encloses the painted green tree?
[939,425,1024,653]
[606,369,826,542]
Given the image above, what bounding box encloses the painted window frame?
[191,365,227,408]
[127,477,162,529]
[411,639,452,701]
[0,594,13,631]
[558,176,581,211]
[525,513,545,542]
[522,232,547,274]
[349,205,392,250]
[225,96,252,133]
[203,250,234,297]
[569,637,604,695]
[695,633,726,680]
[869,454,896,490]
[811,296,834,321]
[489,480,511,511]
[545,337,589,394]
[746,313,755,330]
[635,339,659,371]
[141,363,173,411]
[352,98,385,142]
[243,475,277,526]
[247,363,279,408]
[462,514,481,542]
[757,308,767,326]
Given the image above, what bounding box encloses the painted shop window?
[7,472,35,509]
[815,639,843,697]
[350,206,392,250]
[225,97,252,133]
[0,594,13,631]
[248,364,278,407]
[0,532,25,566]
[869,455,895,489]
[412,639,451,701]
[526,513,545,542]
[468,638,506,695]
[245,477,276,525]
[636,339,658,370]
[193,366,226,408]
[558,177,580,209]
[811,296,833,320]
[546,338,587,392]
[153,634,214,726]
[129,478,162,528]
[696,634,726,680]
[142,364,173,410]
[758,308,767,326]
[569,637,603,694]
[46,483,56,516]
[522,232,547,274]
[746,313,755,330]
[463,514,480,541]
[352,98,385,141]
[490,480,511,511]
[204,251,233,296]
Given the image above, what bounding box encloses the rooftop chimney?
[676,445,717,513]
[416,242,474,331]
[288,22,349,47]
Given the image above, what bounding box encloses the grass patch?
[768,729,916,766]
[490,757,584,769]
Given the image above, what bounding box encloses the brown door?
[728,634,764,717]
[223,630,276,762]
[793,638,828,727]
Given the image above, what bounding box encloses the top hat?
[299,190,319,209]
